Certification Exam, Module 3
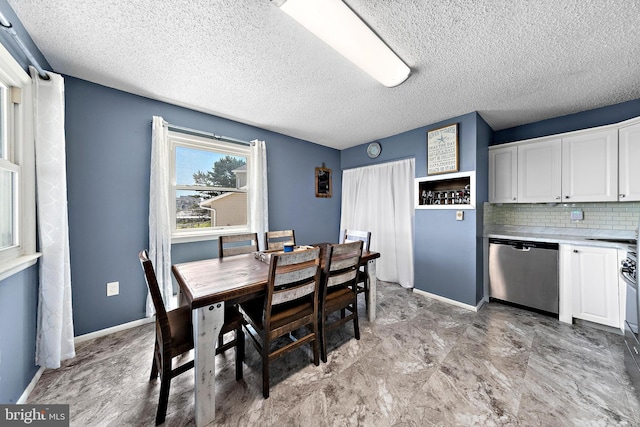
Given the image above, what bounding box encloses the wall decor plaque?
[427,123,459,175]
[315,166,331,197]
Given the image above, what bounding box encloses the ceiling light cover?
[274,0,411,87]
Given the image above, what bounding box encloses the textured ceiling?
[8,0,640,149]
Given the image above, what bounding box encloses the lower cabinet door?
[570,245,620,327]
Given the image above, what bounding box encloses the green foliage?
[193,155,246,198]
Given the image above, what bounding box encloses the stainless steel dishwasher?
[488,238,559,314]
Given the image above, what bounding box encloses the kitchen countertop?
[484,225,637,250]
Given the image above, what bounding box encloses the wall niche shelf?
[415,171,475,209]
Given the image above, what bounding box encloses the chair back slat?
[341,229,371,252]
[274,264,319,287]
[329,254,361,272]
[327,269,358,288]
[219,233,259,258]
[272,280,316,305]
[265,229,296,251]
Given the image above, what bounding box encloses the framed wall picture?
[427,123,459,175]
[315,166,332,198]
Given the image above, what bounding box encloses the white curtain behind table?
[340,158,414,288]
[147,116,173,316]
[249,140,268,250]
[31,67,76,368]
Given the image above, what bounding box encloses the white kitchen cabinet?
[619,122,640,201]
[517,138,562,203]
[566,244,620,328]
[561,129,618,202]
[489,146,517,203]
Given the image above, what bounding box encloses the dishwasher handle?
[489,238,559,251]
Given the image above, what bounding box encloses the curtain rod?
[167,123,251,146]
[0,11,49,80]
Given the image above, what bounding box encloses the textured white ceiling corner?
[8,0,640,149]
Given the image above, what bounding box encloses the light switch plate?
[107,281,119,296]
[456,211,464,221]
[570,209,583,221]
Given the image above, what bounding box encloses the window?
[0,82,14,250]
[170,130,251,241]
[0,44,37,279]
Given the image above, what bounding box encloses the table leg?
[367,260,377,321]
[192,302,225,426]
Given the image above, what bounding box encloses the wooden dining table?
[171,246,380,426]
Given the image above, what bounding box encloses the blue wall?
[0,0,50,405]
[341,112,491,306]
[64,77,342,336]
[492,98,640,145]
[0,265,39,403]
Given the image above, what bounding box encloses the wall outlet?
[570,209,584,221]
[456,211,464,221]
[106,281,119,296]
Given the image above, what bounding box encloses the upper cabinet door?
[517,138,562,203]
[489,146,517,203]
[562,129,618,202]
[619,122,640,201]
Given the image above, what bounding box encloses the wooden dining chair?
[341,229,372,312]
[264,229,296,251]
[319,240,363,363]
[240,247,322,398]
[139,250,245,425]
[218,232,259,258]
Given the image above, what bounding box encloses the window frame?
[169,130,252,243]
[0,43,38,281]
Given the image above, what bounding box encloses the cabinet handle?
[555,196,561,200]
[619,194,626,198]
[573,249,579,253]
[565,196,570,199]
[512,197,516,201]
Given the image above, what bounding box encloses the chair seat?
[324,286,355,311]
[167,305,194,357]
[221,306,244,334]
[242,298,315,333]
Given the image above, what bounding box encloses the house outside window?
[170,130,251,242]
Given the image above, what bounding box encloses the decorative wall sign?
[427,123,459,175]
[315,166,332,197]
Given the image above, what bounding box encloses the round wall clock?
[367,142,381,158]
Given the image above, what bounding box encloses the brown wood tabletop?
[172,248,380,310]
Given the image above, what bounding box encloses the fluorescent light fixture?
[273,0,411,87]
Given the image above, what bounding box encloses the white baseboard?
[413,288,486,312]
[17,366,45,404]
[74,316,155,344]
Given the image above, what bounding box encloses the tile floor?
[27,281,640,426]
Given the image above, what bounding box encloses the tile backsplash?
[484,202,640,231]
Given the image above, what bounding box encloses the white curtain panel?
[249,139,269,250]
[340,158,415,288]
[147,116,173,316]
[31,67,75,368]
